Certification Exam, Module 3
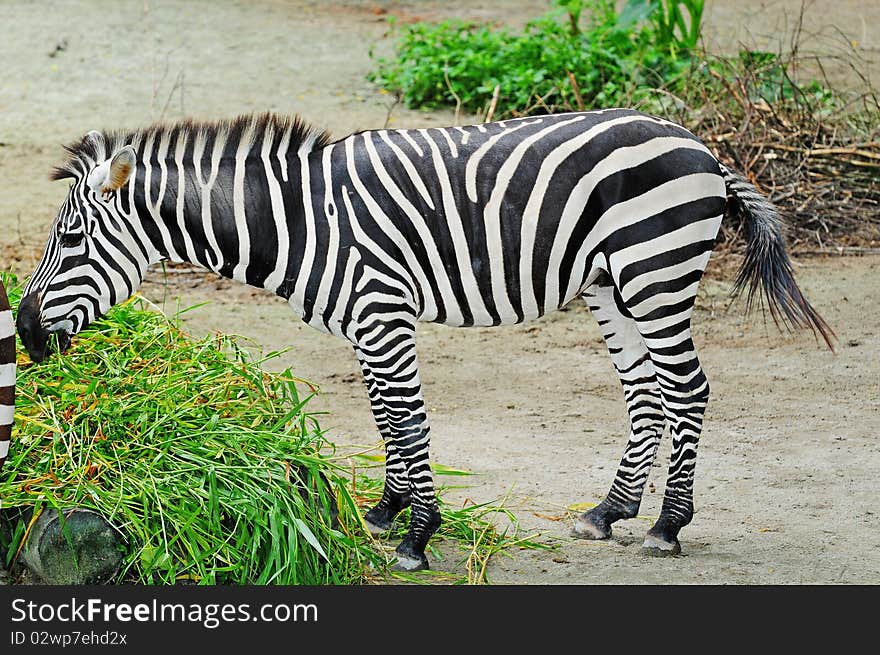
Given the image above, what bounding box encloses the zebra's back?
[332,109,726,328]
[0,281,14,468]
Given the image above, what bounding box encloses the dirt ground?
[1,1,878,584]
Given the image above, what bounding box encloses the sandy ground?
[1,1,878,584]
[148,254,880,585]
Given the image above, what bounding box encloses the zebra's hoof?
[364,517,391,537]
[391,539,429,572]
[571,513,612,540]
[641,533,682,557]
[391,552,429,572]
[363,507,394,537]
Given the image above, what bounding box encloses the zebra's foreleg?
[353,320,441,571]
[355,347,412,536]
[574,282,665,540]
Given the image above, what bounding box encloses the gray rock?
[20,508,124,584]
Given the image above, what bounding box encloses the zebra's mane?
[50,113,333,181]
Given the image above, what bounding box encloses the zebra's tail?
[721,164,836,350]
[0,281,15,471]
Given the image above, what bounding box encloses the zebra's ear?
[105,146,137,191]
[86,146,136,196]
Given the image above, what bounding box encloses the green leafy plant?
[369,0,705,118]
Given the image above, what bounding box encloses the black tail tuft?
[722,165,836,351]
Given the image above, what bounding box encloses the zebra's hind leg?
[352,320,441,571]
[620,259,713,556]
[354,347,411,536]
[573,279,665,541]
[636,324,709,556]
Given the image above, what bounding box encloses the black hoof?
[641,532,682,557]
[392,540,429,572]
[363,510,393,537]
[571,512,612,540]
[391,554,429,572]
[571,499,638,540]
[364,492,411,537]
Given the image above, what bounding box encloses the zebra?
[17,110,833,571]
[1,281,15,472]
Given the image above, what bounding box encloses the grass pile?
[0,273,375,584]
[0,273,541,585]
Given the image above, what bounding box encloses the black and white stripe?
[18,109,832,568]
[0,282,15,471]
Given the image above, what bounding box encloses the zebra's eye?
[59,231,85,248]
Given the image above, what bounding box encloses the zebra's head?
[18,133,156,362]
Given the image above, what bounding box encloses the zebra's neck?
[128,122,325,300]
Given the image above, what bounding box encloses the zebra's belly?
[417,261,597,329]
[411,217,608,329]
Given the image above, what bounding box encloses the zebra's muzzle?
[16,292,68,363]
[52,329,72,355]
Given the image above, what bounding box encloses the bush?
[369,0,705,118]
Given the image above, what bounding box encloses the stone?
[20,508,124,584]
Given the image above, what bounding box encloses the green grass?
[0,272,544,584]
[0,275,374,584]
